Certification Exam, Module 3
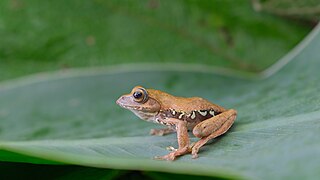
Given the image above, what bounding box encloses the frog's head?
[116,86,161,121]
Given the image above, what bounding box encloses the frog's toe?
[154,153,176,161]
[165,154,176,161]
[153,155,163,160]
[192,153,199,159]
[191,147,200,159]
[166,146,177,151]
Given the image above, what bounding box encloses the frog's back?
[148,89,223,110]
[148,89,226,124]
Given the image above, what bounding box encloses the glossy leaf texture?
[0,25,320,180]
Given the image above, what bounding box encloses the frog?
[116,86,237,161]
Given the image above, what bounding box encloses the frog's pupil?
[133,91,142,99]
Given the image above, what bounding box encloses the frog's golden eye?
[132,88,148,103]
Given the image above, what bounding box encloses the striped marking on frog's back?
[161,108,222,123]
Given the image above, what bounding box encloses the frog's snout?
[116,96,121,105]
[116,95,134,108]
[116,96,126,106]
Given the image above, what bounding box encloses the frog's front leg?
[150,128,175,136]
[191,109,237,159]
[154,118,190,161]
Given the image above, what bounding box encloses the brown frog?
[116,86,237,161]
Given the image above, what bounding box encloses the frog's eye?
[132,88,148,103]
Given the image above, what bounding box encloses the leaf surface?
[0,24,320,180]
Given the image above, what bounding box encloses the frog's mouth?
[118,103,152,111]
[116,97,149,111]
[116,100,157,120]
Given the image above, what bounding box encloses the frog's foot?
[154,146,190,161]
[191,147,200,159]
[150,128,175,136]
[154,153,176,161]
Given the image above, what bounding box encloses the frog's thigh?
[191,109,237,158]
[192,109,237,138]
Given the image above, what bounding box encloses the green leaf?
[0,23,319,180]
[0,0,311,80]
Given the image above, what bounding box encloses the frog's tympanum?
[116,86,237,161]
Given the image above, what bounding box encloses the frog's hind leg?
[191,109,237,159]
[150,128,175,136]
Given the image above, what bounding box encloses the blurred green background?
[0,0,317,81]
[0,0,319,179]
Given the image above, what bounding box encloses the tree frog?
[116,86,237,161]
